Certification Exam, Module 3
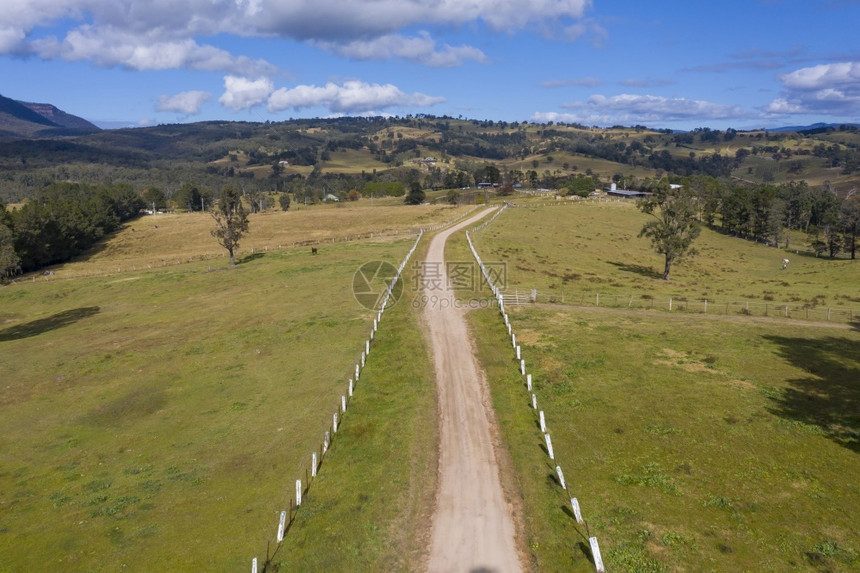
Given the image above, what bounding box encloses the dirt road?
[423,209,523,573]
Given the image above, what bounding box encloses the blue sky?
[2,0,859,130]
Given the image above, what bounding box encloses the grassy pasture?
[467,306,859,572]
[445,204,859,571]
[0,220,436,570]
[43,203,468,279]
[320,149,390,174]
[471,200,859,320]
[271,239,438,572]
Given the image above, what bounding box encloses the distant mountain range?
[767,122,860,133]
[2,92,858,139]
[0,94,100,138]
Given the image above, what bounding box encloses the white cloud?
[563,19,608,46]
[315,32,487,67]
[781,62,860,90]
[0,26,26,52]
[157,90,211,114]
[620,77,674,88]
[219,76,274,111]
[30,26,275,75]
[267,80,444,114]
[2,0,592,69]
[541,76,603,88]
[535,93,747,125]
[763,98,806,114]
[0,0,599,67]
[766,61,860,115]
[251,0,591,39]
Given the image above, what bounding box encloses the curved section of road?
[424,209,522,573]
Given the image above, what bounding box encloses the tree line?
[0,182,144,277]
[684,176,859,259]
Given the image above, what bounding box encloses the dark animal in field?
[311,247,318,255]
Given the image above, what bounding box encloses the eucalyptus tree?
[211,185,249,266]
[637,181,701,280]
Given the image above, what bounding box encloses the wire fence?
[500,287,858,324]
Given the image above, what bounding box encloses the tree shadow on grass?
[607,261,663,280]
[0,306,100,341]
[239,252,266,264]
[763,334,860,453]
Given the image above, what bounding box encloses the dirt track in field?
[423,209,523,573]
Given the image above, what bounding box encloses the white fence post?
[333,412,338,433]
[571,497,584,523]
[539,410,546,432]
[589,537,605,572]
[527,374,532,391]
[252,557,258,573]
[556,465,566,490]
[342,395,347,413]
[545,433,555,459]
[516,345,521,360]
[277,510,287,542]
[520,359,526,375]
[532,394,537,409]
[311,452,318,477]
[296,479,302,506]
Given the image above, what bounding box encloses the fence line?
[251,229,424,571]
[466,228,605,572]
[469,203,508,233]
[419,204,480,233]
[496,287,857,325]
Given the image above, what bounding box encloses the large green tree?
[841,192,859,259]
[0,204,20,280]
[404,182,425,205]
[637,183,701,280]
[211,185,249,266]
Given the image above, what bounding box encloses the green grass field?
[470,200,859,321]
[43,203,469,279]
[450,203,859,572]
[3,197,857,572]
[0,215,437,570]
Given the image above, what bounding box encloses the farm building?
[604,183,652,198]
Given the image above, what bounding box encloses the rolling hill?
[0,93,858,204]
